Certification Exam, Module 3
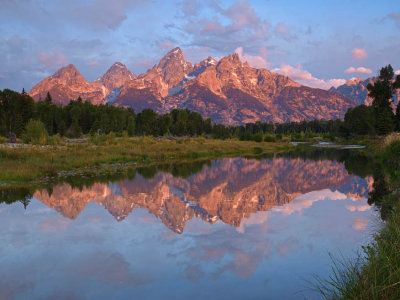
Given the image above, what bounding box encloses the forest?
[0,65,399,142]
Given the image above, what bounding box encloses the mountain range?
[29,47,363,125]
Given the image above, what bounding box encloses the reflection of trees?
[0,160,212,208]
[368,165,396,220]
[278,147,375,178]
[0,188,33,208]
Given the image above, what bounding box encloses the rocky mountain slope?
[29,62,136,106]
[29,47,356,124]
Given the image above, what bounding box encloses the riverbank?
[318,133,400,299]
[0,136,293,187]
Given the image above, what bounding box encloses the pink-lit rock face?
[34,157,372,233]
[29,47,356,124]
[29,64,107,105]
[28,62,137,106]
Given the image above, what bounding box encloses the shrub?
[253,147,263,154]
[46,134,63,145]
[22,119,49,145]
[0,136,7,144]
[252,132,263,143]
[382,138,400,169]
[264,134,276,142]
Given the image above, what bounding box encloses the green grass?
[0,136,294,186]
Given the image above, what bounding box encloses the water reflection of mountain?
[34,158,371,233]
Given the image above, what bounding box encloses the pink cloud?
[387,12,400,28]
[221,0,261,30]
[199,20,226,35]
[158,42,175,50]
[345,66,372,74]
[395,70,400,75]
[346,205,371,212]
[351,48,368,60]
[352,218,368,230]
[260,46,267,58]
[274,22,296,41]
[235,47,271,69]
[272,64,346,89]
[37,50,68,67]
[86,60,100,67]
[134,58,156,70]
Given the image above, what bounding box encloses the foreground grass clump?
[0,136,293,185]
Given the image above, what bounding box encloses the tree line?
[0,65,399,141]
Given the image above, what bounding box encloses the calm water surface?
[0,155,378,299]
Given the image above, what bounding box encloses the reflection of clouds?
[352,218,368,230]
[237,211,268,234]
[346,205,371,212]
[0,282,34,300]
[40,217,69,233]
[273,189,348,215]
[216,251,263,279]
[45,291,82,300]
[181,229,272,280]
[73,252,152,287]
[183,264,204,283]
[277,237,299,258]
[89,217,102,222]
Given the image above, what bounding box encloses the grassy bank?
[0,136,293,186]
[318,133,400,299]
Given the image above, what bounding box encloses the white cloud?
[272,64,346,89]
[351,48,367,60]
[272,189,348,216]
[235,47,271,69]
[345,66,372,74]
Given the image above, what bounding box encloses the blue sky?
[0,0,399,91]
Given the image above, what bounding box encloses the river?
[0,150,379,299]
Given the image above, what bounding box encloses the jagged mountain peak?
[112,61,126,68]
[157,47,184,69]
[346,77,365,86]
[53,64,85,83]
[99,62,136,91]
[156,47,193,87]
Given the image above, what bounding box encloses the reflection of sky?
[0,189,378,299]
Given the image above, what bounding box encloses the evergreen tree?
[396,102,400,132]
[367,65,396,135]
[127,115,135,137]
[44,92,52,105]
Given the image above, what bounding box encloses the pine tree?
[44,92,52,105]
[396,102,400,132]
[127,115,135,137]
[367,65,396,135]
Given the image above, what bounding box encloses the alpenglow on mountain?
[29,47,357,125]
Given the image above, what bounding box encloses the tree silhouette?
[367,65,397,135]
